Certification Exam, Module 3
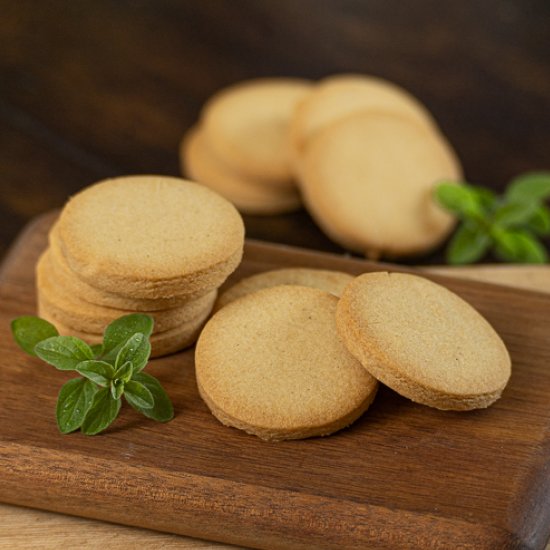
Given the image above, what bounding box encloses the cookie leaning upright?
[200,78,312,187]
[54,176,245,299]
[336,272,511,410]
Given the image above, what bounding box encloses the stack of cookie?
[196,268,511,441]
[37,175,245,357]
[181,78,311,215]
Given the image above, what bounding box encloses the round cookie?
[46,242,208,310]
[54,175,245,299]
[215,268,354,311]
[37,251,217,334]
[201,78,312,185]
[336,272,511,410]
[195,285,378,441]
[299,111,462,258]
[38,300,212,358]
[181,126,301,215]
[289,73,437,158]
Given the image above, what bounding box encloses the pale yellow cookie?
[201,78,312,185]
[181,126,301,215]
[54,175,245,299]
[215,267,353,311]
[38,301,212,358]
[196,285,378,441]
[37,251,217,334]
[336,272,512,410]
[289,74,437,158]
[299,111,462,258]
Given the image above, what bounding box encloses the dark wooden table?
[1,0,549,263]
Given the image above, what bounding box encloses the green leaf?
[56,378,97,434]
[11,316,59,356]
[446,223,491,265]
[113,360,133,383]
[526,206,550,236]
[35,336,94,371]
[124,380,154,409]
[434,183,484,219]
[110,378,125,400]
[76,360,115,386]
[493,229,548,264]
[129,372,173,422]
[102,314,154,361]
[114,332,150,373]
[472,187,497,211]
[81,388,121,435]
[506,172,550,204]
[91,343,104,358]
[493,200,539,227]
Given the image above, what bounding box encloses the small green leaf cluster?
[11,314,173,435]
[435,172,550,265]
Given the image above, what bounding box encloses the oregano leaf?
[81,388,121,435]
[11,316,59,356]
[129,372,173,422]
[76,360,115,387]
[124,380,154,409]
[35,336,94,371]
[446,223,491,265]
[103,314,154,361]
[56,378,97,434]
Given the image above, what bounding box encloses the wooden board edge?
[0,440,524,550]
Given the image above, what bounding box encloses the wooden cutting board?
[1,213,550,550]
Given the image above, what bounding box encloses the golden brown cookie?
[54,175,245,299]
[201,78,312,185]
[196,285,378,441]
[299,111,462,258]
[336,272,511,410]
[181,126,301,215]
[37,251,217,334]
[38,301,211,358]
[215,267,353,311]
[289,73,437,159]
[46,243,207,310]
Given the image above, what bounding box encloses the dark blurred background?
[1,0,548,263]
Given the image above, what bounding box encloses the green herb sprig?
[435,172,550,265]
[11,314,173,435]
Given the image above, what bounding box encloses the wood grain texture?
[1,0,549,263]
[1,212,550,549]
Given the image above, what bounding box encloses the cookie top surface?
[289,74,437,154]
[181,126,301,214]
[216,267,354,310]
[336,272,511,400]
[196,285,377,433]
[299,111,461,257]
[56,175,245,282]
[201,78,312,182]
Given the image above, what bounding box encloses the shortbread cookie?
[336,272,511,410]
[196,285,378,441]
[181,126,301,215]
[37,252,217,333]
[46,244,206,310]
[54,175,245,299]
[201,78,312,185]
[215,268,353,311]
[299,111,462,258]
[38,301,212,358]
[289,74,437,158]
